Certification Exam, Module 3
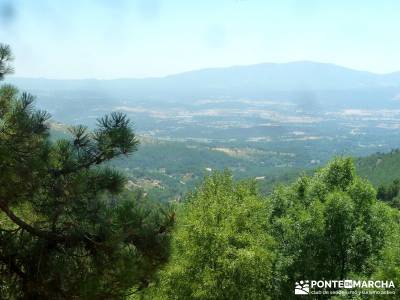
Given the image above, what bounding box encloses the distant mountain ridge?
[7,61,400,90]
[5,61,400,110]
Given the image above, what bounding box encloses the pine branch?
[0,199,61,241]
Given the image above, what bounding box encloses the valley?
[9,62,400,201]
[48,99,400,201]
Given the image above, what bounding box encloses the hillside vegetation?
[52,118,400,202]
[356,150,400,186]
[142,159,400,299]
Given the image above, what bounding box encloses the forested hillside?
[51,119,400,202]
[356,149,400,186]
[353,149,400,209]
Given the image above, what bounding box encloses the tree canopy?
[0,44,173,299]
[156,171,276,299]
[151,158,399,299]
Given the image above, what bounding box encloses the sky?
[1,0,400,79]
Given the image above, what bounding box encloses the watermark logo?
[294,279,395,296]
[295,280,310,295]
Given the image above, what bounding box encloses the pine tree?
[0,44,173,299]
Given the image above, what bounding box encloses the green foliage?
[0,43,13,80]
[356,149,400,187]
[322,157,355,191]
[155,171,275,299]
[377,179,400,209]
[371,209,400,296]
[0,46,173,299]
[150,158,399,299]
[269,158,396,298]
[106,138,308,202]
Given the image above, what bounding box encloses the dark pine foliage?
[0,44,174,299]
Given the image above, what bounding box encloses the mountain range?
[6,61,400,109]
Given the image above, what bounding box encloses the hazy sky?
[1,0,400,79]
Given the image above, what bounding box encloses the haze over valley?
[8,61,400,199]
